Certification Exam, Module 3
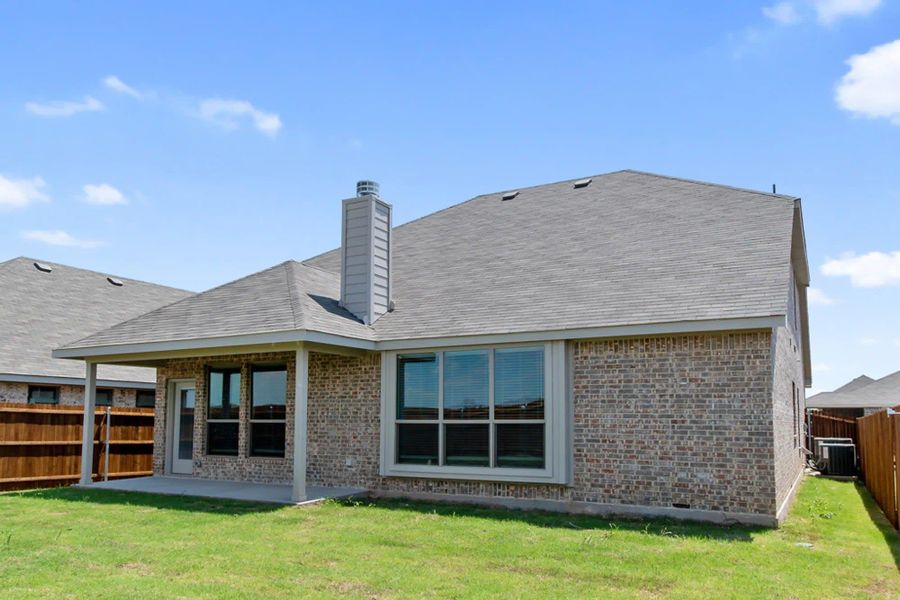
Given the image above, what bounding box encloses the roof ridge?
[3,255,194,293]
[621,169,799,201]
[284,262,305,329]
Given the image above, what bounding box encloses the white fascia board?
[0,373,155,389]
[52,329,376,359]
[51,315,785,361]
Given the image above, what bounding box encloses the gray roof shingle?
[808,372,899,409]
[1,257,192,383]
[62,170,800,350]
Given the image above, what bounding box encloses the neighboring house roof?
[58,170,805,352]
[808,371,900,409]
[807,374,875,406]
[0,257,192,385]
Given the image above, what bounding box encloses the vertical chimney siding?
[341,195,391,325]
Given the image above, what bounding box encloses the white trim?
[0,373,155,389]
[164,378,193,475]
[380,341,570,485]
[292,348,309,502]
[51,316,785,361]
[79,362,97,485]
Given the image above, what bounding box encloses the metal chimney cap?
[356,180,380,199]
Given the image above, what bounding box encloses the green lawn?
[0,477,897,599]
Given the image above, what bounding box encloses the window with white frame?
[383,342,567,483]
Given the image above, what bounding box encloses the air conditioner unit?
[821,443,857,477]
[813,437,853,461]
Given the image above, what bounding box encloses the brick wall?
[155,352,295,484]
[772,325,806,513]
[0,381,139,407]
[152,331,788,520]
[570,333,776,516]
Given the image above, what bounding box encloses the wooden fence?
[857,409,900,529]
[809,412,858,447]
[0,403,154,492]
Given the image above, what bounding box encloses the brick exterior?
[772,325,806,513]
[0,381,140,407]
[150,330,800,521]
[154,352,295,484]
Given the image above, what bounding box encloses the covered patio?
[80,475,365,505]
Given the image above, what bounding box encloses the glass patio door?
[171,382,196,474]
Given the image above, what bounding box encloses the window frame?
[206,366,241,456]
[249,364,288,458]
[27,385,59,405]
[380,341,569,484]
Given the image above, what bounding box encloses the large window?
[250,365,287,457]
[28,385,58,405]
[389,344,561,481]
[207,368,240,456]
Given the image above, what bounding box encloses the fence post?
[104,406,111,482]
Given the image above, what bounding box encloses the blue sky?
[1,1,898,394]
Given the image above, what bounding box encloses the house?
[808,371,900,418]
[0,257,192,408]
[53,170,811,526]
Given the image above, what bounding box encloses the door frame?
[167,378,196,475]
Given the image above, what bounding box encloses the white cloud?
[859,337,879,346]
[197,98,282,137]
[103,75,142,99]
[763,2,802,24]
[807,287,835,305]
[894,339,900,349]
[25,96,104,117]
[761,0,881,27]
[20,230,103,249]
[813,0,882,25]
[835,39,900,126]
[83,183,127,205]
[0,175,50,210]
[821,251,900,287]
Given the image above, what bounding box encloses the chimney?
[340,180,392,325]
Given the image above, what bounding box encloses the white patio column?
[292,347,309,502]
[79,361,97,485]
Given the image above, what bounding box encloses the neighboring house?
[0,257,192,408]
[54,170,811,526]
[808,371,900,417]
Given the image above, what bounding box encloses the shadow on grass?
[3,486,283,516]
[333,496,764,542]
[854,482,900,571]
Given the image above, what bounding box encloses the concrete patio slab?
[80,476,366,505]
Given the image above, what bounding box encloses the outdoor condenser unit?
[814,437,853,461]
[821,443,857,477]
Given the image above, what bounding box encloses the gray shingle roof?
[61,170,800,350]
[66,261,374,347]
[808,372,899,409]
[1,257,192,383]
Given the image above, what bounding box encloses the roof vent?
[106,277,124,287]
[33,261,52,273]
[356,180,380,199]
[501,191,519,201]
[573,178,592,189]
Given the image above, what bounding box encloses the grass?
[0,477,897,599]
